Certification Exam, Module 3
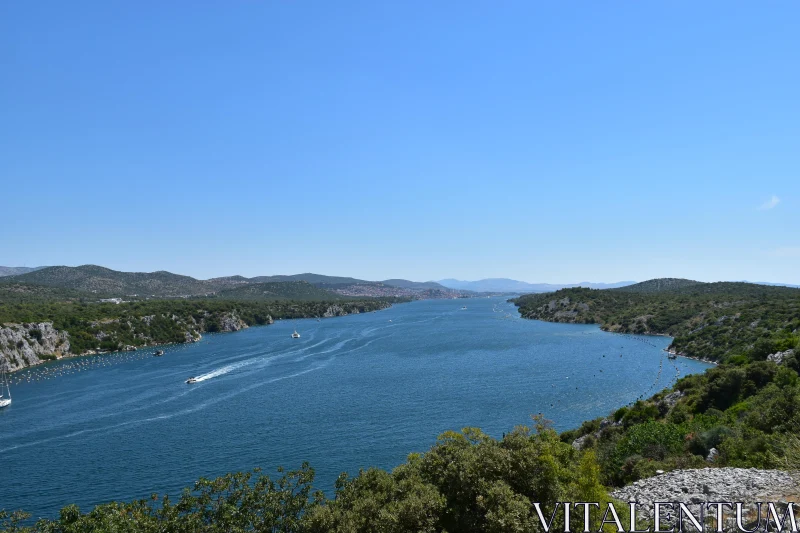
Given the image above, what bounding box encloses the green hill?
[214,281,342,301]
[12,265,216,297]
[380,279,447,290]
[0,281,90,304]
[614,278,704,293]
[513,279,800,361]
[248,273,372,286]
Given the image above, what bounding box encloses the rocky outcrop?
[323,305,348,318]
[572,417,621,450]
[0,322,70,371]
[767,349,794,365]
[218,312,248,332]
[658,390,685,410]
[611,468,800,528]
[1,303,388,372]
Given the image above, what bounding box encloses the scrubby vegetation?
[561,355,800,487]
[513,280,800,362]
[0,298,398,359]
[516,279,800,488]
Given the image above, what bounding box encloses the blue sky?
[1,1,798,283]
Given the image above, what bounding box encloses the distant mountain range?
[2,266,797,298]
[437,278,637,293]
[0,265,460,301]
[0,266,45,277]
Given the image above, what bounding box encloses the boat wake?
[191,361,247,382]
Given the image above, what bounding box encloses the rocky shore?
[1,302,390,372]
[611,468,800,529]
[0,322,71,371]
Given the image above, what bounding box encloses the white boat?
[0,368,11,408]
[186,377,199,384]
[461,306,467,310]
[292,330,300,338]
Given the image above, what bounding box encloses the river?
[0,297,712,519]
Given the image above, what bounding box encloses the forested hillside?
[514,279,800,489]
[0,297,398,371]
[213,281,343,301]
[5,266,469,301]
[513,280,800,362]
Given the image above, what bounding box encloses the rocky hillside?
[611,468,800,528]
[0,323,71,371]
[512,280,800,361]
[5,266,470,301]
[0,299,393,372]
[0,266,45,277]
[0,282,89,303]
[11,265,220,297]
[214,281,342,301]
[615,278,704,293]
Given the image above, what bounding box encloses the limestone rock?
[767,349,794,365]
[0,322,70,371]
[659,390,685,409]
[218,312,248,332]
[611,468,800,528]
[323,305,348,318]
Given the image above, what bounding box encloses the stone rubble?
[611,468,800,530]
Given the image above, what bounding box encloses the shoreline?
[515,314,719,366]
[6,303,396,375]
[663,348,718,366]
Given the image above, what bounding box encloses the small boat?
[0,369,11,408]
[461,306,467,310]
[153,350,165,357]
[667,353,677,360]
[186,377,199,384]
[291,330,301,339]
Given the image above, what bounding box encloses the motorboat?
[153,350,165,356]
[292,330,301,339]
[186,377,199,384]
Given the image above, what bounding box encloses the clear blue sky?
[2,1,798,283]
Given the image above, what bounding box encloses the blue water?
[0,297,712,519]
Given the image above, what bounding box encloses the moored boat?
[0,369,12,408]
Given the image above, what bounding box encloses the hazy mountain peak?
[0,266,46,277]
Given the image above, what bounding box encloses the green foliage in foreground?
[562,356,800,487]
[515,280,800,487]
[0,422,611,533]
[513,282,800,362]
